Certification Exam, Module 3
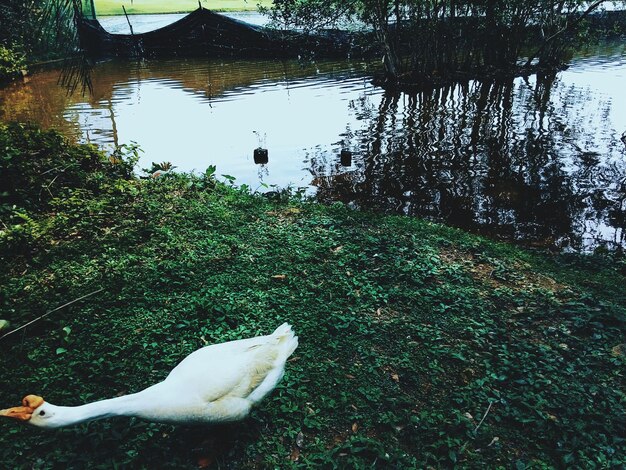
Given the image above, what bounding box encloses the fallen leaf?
[271,275,287,281]
[391,373,400,383]
[289,448,300,461]
[611,344,625,357]
[351,423,358,433]
[197,456,213,468]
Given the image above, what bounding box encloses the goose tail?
[245,324,298,404]
[272,322,298,359]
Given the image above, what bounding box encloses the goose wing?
[163,334,282,402]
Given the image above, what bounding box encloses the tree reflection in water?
[2,53,624,252]
[311,72,626,252]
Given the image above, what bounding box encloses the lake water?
[0,42,624,252]
[98,11,270,34]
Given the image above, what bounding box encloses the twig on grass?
[474,401,494,434]
[0,288,104,341]
[459,401,496,456]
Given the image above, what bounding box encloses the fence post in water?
[340,149,352,167]
[122,5,134,36]
[254,148,269,164]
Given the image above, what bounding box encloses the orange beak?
[0,395,44,422]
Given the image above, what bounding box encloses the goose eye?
[39,410,45,416]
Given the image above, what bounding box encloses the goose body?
[0,323,298,428]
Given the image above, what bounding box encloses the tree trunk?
[380,29,400,79]
[373,0,400,81]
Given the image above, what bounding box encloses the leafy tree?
[0,0,81,73]
[266,0,625,85]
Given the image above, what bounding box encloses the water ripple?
[0,48,624,251]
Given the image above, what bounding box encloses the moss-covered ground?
[1,123,625,468]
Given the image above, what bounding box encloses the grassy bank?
[1,123,625,468]
[94,0,272,16]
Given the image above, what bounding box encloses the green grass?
[1,122,625,468]
[94,0,272,16]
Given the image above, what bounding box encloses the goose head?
[0,395,59,428]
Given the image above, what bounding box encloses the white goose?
[0,323,298,429]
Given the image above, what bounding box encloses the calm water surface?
[1,43,625,251]
[98,11,270,34]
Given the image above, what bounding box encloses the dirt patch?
[439,247,569,294]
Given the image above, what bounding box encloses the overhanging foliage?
[266,0,626,85]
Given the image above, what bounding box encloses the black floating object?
[254,148,268,164]
[340,149,352,167]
